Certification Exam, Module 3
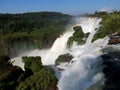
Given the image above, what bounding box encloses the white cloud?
[99,7,111,12]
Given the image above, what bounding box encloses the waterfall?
[42,29,74,65]
[10,17,110,90]
[57,17,109,90]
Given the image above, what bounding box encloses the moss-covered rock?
[0,56,58,90]
[67,26,89,48]
[22,56,43,73]
[73,26,84,38]
[16,67,58,90]
[18,56,58,90]
[55,54,73,65]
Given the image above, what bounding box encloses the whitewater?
[58,18,109,90]
[11,17,110,90]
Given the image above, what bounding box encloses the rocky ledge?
[102,48,120,90]
[108,33,120,44]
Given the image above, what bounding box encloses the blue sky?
[0,0,120,14]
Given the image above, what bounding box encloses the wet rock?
[102,51,120,90]
[0,66,23,90]
[55,54,73,65]
[108,34,120,44]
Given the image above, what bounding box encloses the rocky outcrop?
[55,54,73,65]
[0,66,23,90]
[0,56,58,90]
[67,26,89,48]
[0,55,23,89]
[102,51,120,90]
[108,34,120,44]
[108,32,120,44]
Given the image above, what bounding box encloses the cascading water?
[10,26,75,68]
[57,18,109,90]
[10,17,110,90]
[42,29,74,65]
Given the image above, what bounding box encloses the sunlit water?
[57,18,110,90]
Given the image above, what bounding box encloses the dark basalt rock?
[0,56,43,90]
[0,66,23,82]
[0,55,10,67]
[102,51,120,90]
[0,66,23,90]
[108,34,120,44]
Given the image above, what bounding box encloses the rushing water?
[57,18,109,90]
[42,30,74,65]
[11,17,110,90]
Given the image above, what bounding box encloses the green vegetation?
[0,11,70,90]
[55,54,73,65]
[16,67,57,90]
[90,11,120,42]
[0,55,23,90]
[22,56,42,73]
[0,12,72,56]
[0,56,58,90]
[1,11,120,90]
[67,26,89,48]
[17,56,58,90]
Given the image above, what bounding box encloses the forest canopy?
[0,12,72,56]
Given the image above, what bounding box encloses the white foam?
[58,18,109,90]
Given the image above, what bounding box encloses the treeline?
[91,10,120,17]
[0,12,72,56]
[0,12,71,34]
